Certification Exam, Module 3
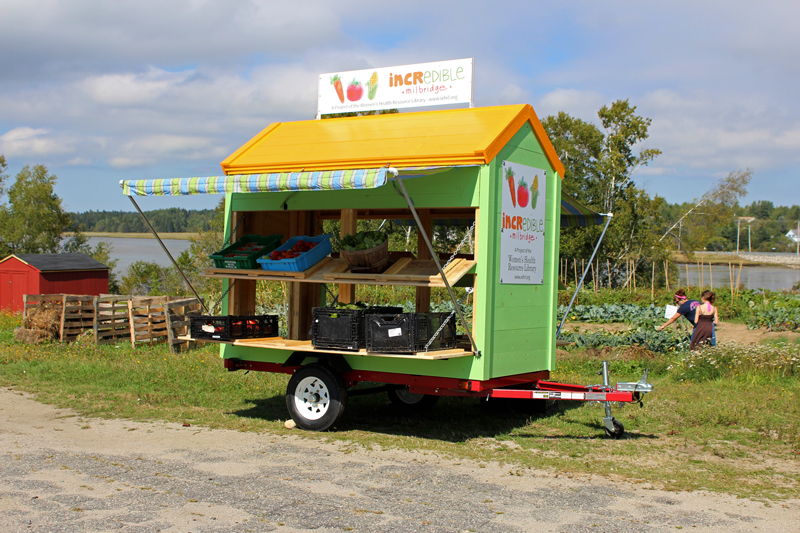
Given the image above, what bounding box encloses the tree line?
[69,208,217,234]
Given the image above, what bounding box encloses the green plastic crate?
[209,234,283,269]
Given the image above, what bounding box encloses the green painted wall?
[220,123,561,381]
[474,123,561,378]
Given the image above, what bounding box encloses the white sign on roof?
[318,58,473,116]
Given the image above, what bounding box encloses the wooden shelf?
[177,336,474,360]
[203,257,476,288]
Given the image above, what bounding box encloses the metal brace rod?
[556,213,613,337]
[390,169,479,356]
[128,195,209,314]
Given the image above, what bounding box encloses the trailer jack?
[598,361,653,439]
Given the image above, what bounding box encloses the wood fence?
[23,294,205,354]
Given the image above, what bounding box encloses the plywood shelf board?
[176,336,474,360]
[204,257,475,288]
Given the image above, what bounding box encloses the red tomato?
[347,80,363,101]
[517,183,530,208]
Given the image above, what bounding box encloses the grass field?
[1,310,798,501]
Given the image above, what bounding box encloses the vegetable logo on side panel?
[499,161,547,285]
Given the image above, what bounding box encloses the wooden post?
[665,260,670,292]
[685,263,689,288]
[416,209,432,313]
[729,261,733,296]
[128,300,136,349]
[651,262,655,302]
[581,259,585,286]
[709,261,713,289]
[596,259,600,292]
[339,209,357,305]
[633,259,637,291]
[573,260,578,288]
[590,261,597,292]
[698,261,702,289]
[607,260,611,289]
[58,294,67,342]
[735,260,743,296]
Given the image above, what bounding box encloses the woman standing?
[658,289,700,332]
[690,290,719,350]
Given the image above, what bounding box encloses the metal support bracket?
[128,195,209,314]
[390,170,479,356]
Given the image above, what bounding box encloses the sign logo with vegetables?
[318,59,473,115]
[499,161,546,285]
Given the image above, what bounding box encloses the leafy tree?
[596,100,662,213]
[660,169,753,252]
[542,101,666,285]
[0,155,7,199]
[0,164,73,255]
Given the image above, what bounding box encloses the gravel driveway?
[1,388,797,533]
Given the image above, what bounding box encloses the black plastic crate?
[190,316,233,341]
[191,315,280,341]
[312,306,403,351]
[365,312,457,354]
[230,315,279,339]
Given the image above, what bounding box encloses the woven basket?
[340,239,389,273]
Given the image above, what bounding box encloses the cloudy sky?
[1,0,797,212]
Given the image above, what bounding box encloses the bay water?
[86,236,193,276]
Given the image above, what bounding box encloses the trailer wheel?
[286,365,347,431]
[604,418,625,439]
[387,387,439,412]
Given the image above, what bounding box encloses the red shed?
[0,253,109,313]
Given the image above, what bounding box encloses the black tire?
[604,418,625,439]
[286,365,347,431]
[387,387,439,412]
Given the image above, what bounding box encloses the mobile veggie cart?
[121,104,652,437]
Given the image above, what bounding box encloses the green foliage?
[558,303,664,323]
[560,327,687,353]
[340,230,388,251]
[0,164,73,254]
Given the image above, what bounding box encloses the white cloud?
[0,127,75,157]
[536,89,605,122]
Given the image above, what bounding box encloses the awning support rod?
[390,169,479,357]
[128,196,209,314]
[557,213,613,338]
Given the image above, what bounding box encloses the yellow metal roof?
[221,104,565,177]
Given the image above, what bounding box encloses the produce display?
[340,230,388,251]
[257,234,332,272]
[209,234,283,269]
[267,240,318,261]
[223,242,265,258]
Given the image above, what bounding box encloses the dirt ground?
[1,388,799,533]
[562,321,800,346]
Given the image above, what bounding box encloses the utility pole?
[797,220,799,256]
[748,222,751,253]
[736,218,741,254]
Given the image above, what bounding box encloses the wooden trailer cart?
[121,104,652,437]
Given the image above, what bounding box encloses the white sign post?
[318,58,473,116]
[499,161,547,284]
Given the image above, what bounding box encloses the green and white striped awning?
[120,168,389,196]
[119,166,478,197]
